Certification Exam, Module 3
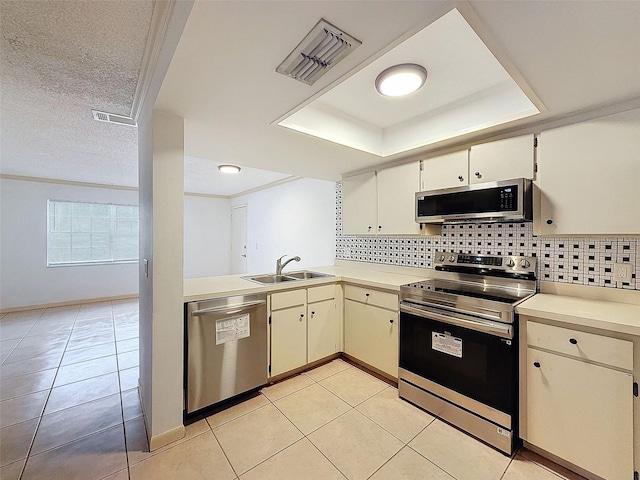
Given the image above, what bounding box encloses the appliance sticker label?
[215,314,250,345]
[432,332,462,358]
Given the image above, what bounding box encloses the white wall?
[0,178,139,310]
[231,177,336,273]
[183,195,231,278]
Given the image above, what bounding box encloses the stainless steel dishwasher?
[185,292,267,414]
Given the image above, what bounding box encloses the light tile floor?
[0,301,586,480]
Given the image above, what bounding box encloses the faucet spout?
[276,255,301,275]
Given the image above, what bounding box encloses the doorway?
[231,205,247,274]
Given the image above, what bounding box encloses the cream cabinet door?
[344,299,399,378]
[342,171,376,235]
[536,108,640,235]
[420,150,469,191]
[307,299,337,363]
[376,162,421,235]
[344,299,367,361]
[526,348,633,480]
[270,305,307,377]
[469,134,535,184]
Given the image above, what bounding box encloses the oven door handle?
[400,302,513,339]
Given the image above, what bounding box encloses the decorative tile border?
[335,182,639,290]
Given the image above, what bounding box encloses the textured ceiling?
[0,0,152,187]
[2,1,640,193]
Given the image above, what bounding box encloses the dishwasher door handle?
[191,300,266,317]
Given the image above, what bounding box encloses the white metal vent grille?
[92,110,137,127]
[276,19,361,86]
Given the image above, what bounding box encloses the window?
[47,200,139,266]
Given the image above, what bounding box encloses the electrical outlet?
[613,262,633,284]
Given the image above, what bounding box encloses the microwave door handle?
[400,303,512,339]
[191,300,266,317]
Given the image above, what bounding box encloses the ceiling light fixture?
[375,63,428,97]
[218,164,241,174]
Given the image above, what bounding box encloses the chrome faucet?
[276,255,301,275]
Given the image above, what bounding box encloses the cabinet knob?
[300,314,304,319]
[389,319,394,324]
[458,175,464,182]
[546,219,553,225]
[378,225,382,231]
[569,338,577,345]
[365,293,370,297]
[311,311,315,316]
[474,171,481,178]
[533,361,541,368]
[368,226,372,231]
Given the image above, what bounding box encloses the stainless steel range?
[399,251,537,455]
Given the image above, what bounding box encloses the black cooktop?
[402,278,535,304]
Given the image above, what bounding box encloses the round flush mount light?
[375,63,428,97]
[218,164,241,174]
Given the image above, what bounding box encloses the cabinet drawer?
[527,321,633,371]
[344,284,398,310]
[308,284,335,303]
[270,289,306,311]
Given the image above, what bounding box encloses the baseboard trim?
[0,294,139,314]
[149,424,186,451]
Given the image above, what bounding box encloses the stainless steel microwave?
[415,178,533,224]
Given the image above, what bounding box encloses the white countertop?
[183,265,432,303]
[516,293,640,336]
[186,264,640,337]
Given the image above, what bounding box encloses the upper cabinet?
[343,163,425,235]
[535,108,640,235]
[342,171,377,235]
[377,163,421,235]
[469,134,535,183]
[420,134,536,192]
[420,150,469,191]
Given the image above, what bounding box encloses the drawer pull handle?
[569,338,578,345]
[533,362,541,368]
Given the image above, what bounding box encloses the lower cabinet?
[522,319,634,480]
[308,298,337,363]
[344,285,398,378]
[270,302,307,377]
[270,285,338,377]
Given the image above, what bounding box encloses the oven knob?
[506,259,515,267]
[449,256,456,262]
[521,260,531,268]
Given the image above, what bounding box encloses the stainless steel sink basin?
[245,274,298,284]
[286,271,333,280]
[242,271,334,285]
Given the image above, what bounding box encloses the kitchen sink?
[286,271,333,280]
[245,274,298,284]
[243,271,334,285]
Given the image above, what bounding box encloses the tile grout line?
[109,300,132,480]
[16,304,81,480]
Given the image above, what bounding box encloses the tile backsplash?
[335,183,639,290]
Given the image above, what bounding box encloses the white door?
[231,206,247,274]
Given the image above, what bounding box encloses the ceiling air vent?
[276,19,361,86]
[92,110,137,127]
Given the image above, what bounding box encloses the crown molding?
[130,0,178,123]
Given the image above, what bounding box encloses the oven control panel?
[435,251,536,275]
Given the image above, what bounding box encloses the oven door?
[399,302,517,416]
